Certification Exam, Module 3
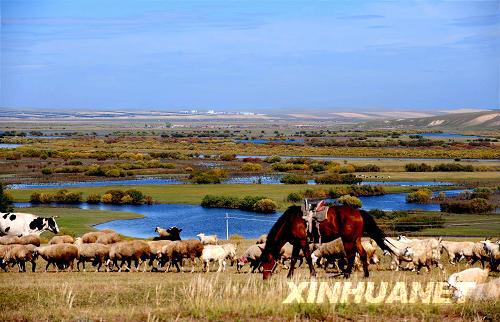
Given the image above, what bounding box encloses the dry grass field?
[1,237,499,321]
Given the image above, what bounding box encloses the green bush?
[353,164,380,172]
[432,163,474,172]
[239,195,267,211]
[189,169,227,184]
[405,163,432,172]
[0,184,13,212]
[264,155,282,163]
[393,215,444,232]
[310,163,326,172]
[41,167,53,175]
[253,199,277,213]
[86,193,101,204]
[315,173,341,184]
[406,188,433,203]
[287,192,302,203]
[440,198,494,214]
[241,163,263,172]
[280,174,307,184]
[125,189,145,204]
[104,190,126,204]
[337,195,362,208]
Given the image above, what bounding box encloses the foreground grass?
[13,207,143,240]
[0,241,498,321]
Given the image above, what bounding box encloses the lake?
[6,176,453,189]
[13,189,465,239]
[0,143,22,149]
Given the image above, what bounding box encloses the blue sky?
[1,0,499,112]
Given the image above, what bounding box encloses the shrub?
[393,214,444,232]
[315,173,341,184]
[337,195,362,208]
[68,160,83,166]
[121,195,134,204]
[239,196,267,211]
[310,163,326,172]
[41,167,53,175]
[104,190,126,204]
[219,154,236,161]
[353,164,380,172]
[432,163,474,172]
[189,169,227,184]
[144,195,154,205]
[280,174,307,184]
[102,193,113,204]
[440,198,495,214]
[0,184,13,212]
[30,192,42,204]
[38,193,53,204]
[125,189,145,204]
[104,168,125,177]
[471,187,492,199]
[241,163,263,172]
[405,163,432,172]
[253,199,277,213]
[340,173,362,184]
[87,193,101,204]
[406,188,433,203]
[264,155,282,163]
[304,189,329,199]
[287,192,302,203]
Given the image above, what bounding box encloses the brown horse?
[260,205,392,279]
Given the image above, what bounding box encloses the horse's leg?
[355,238,369,278]
[342,241,356,278]
[300,240,316,278]
[287,244,301,278]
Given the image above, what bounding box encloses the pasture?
[1,237,499,321]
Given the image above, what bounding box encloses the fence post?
[225,213,229,240]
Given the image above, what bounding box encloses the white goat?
[201,244,237,272]
[196,233,218,245]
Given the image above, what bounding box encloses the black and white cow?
[0,212,60,236]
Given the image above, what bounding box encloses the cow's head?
[30,216,59,234]
[166,226,182,240]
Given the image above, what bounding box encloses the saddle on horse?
[301,199,329,245]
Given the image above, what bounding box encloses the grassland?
[1,238,499,321]
[9,183,433,207]
[14,207,143,240]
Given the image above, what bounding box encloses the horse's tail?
[360,210,392,253]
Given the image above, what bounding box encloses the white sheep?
[201,243,237,272]
[441,241,476,265]
[450,277,499,301]
[480,240,499,271]
[447,267,490,288]
[196,233,218,245]
[403,240,443,274]
[256,234,267,244]
[311,238,345,272]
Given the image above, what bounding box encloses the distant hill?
[364,110,500,130]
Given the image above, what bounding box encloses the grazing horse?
[260,205,392,280]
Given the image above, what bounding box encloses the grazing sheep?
[0,235,21,245]
[354,239,380,271]
[170,240,204,273]
[81,230,114,243]
[403,240,443,274]
[256,234,267,244]
[147,240,173,271]
[196,233,218,245]
[280,242,312,269]
[237,243,264,273]
[447,267,490,288]
[49,235,75,245]
[201,243,237,272]
[441,241,476,265]
[108,240,152,272]
[0,245,15,271]
[470,241,490,268]
[34,244,79,272]
[384,237,421,271]
[95,232,121,245]
[18,235,41,246]
[311,238,346,272]
[480,240,499,271]
[2,244,37,272]
[450,278,500,301]
[74,238,110,272]
[157,241,177,272]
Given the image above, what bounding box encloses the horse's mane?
[262,205,301,256]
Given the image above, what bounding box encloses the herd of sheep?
[0,227,499,301]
